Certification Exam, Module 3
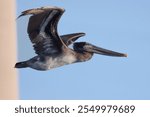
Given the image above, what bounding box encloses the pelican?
[15,6,127,71]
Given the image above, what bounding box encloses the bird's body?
[15,6,127,71]
[27,50,77,70]
[17,46,93,70]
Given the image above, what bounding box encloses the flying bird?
[15,6,127,71]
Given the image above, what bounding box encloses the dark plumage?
[15,6,127,71]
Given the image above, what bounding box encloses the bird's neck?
[75,52,93,62]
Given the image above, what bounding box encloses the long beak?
[85,44,127,57]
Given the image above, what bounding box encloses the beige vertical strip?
[0,0,18,99]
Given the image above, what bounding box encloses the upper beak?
[84,44,127,57]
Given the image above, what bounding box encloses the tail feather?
[15,61,28,68]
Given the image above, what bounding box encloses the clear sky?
[16,0,150,99]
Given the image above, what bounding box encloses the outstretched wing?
[18,6,65,55]
[60,32,85,46]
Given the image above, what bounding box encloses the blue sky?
[16,0,150,99]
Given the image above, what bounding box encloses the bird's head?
[73,42,127,57]
[73,42,87,53]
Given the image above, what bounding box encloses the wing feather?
[18,6,65,55]
[60,33,85,46]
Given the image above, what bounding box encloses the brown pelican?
[15,6,127,71]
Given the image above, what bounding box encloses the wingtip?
[16,14,24,19]
[75,32,86,37]
[16,10,31,19]
[80,32,86,36]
